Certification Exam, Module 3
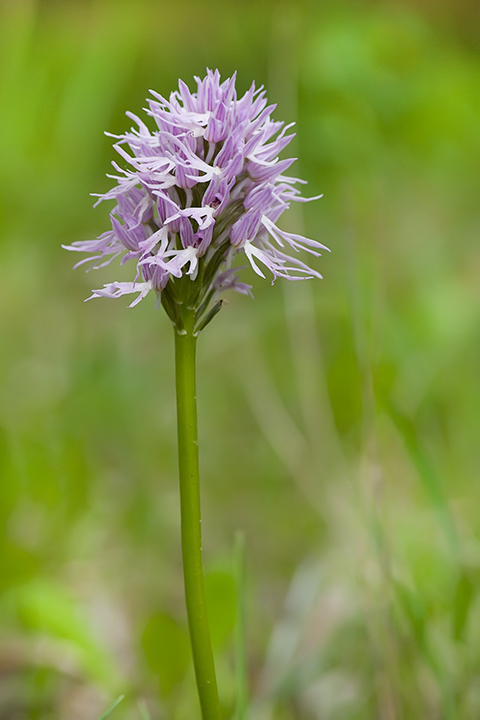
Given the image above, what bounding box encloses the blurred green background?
[1,0,480,718]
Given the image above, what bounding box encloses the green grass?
[1,0,479,718]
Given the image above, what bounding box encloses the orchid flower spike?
[64,69,328,330]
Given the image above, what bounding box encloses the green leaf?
[453,570,474,641]
[380,395,458,552]
[15,579,116,683]
[394,580,426,647]
[141,613,190,696]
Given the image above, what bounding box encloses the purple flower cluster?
[64,69,327,314]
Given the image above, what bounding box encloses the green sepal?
[196,287,216,321]
[194,300,223,333]
[161,284,181,327]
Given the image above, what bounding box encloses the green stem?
[174,316,221,720]
[234,532,248,720]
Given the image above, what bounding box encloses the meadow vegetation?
[0,0,479,718]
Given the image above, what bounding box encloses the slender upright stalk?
[234,532,248,720]
[174,313,221,720]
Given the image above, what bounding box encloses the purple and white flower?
[64,69,327,311]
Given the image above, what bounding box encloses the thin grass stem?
[234,531,248,720]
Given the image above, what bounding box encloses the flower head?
[64,69,328,327]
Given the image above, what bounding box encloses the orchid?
[65,71,326,720]
[64,69,326,330]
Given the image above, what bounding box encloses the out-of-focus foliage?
[0,0,479,718]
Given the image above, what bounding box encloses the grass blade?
[234,531,248,720]
[97,695,125,720]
